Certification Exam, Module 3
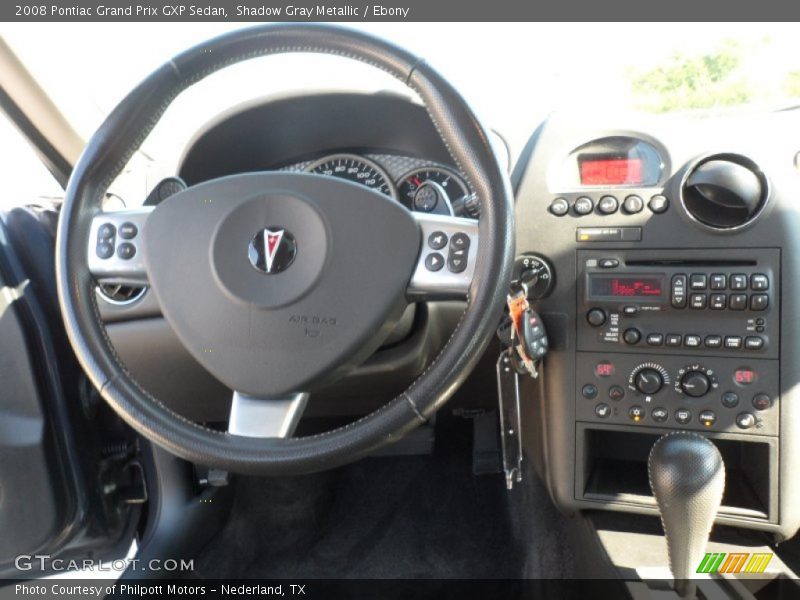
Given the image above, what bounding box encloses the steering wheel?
[55,24,515,475]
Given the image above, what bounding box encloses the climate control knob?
[679,371,711,397]
[635,368,664,395]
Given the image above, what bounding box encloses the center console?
[511,111,800,540]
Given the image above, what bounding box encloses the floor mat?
[188,418,574,579]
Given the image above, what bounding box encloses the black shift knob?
[648,432,725,598]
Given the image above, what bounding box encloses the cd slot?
[624,259,757,267]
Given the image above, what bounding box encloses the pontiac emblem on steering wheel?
[248,227,297,274]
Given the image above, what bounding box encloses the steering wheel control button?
[248,227,297,274]
[622,195,644,214]
[427,231,448,250]
[623,328,642,345]
[722,392,740,408]
[730,274,748,290]
[597,196,619,215]
[573,196,594,215]
[699,410,717,427]
[736,412,756,429]
[586,308,607,327]
[96,242,114,259]
[750,274,769,290]
[118,222,138,239]
[595,403,611,419]
[628,406,645,423]
[648,195,669,214]
[582,384,599,400]
[549,198,569,216]
[425,253,445,272]
[450,232,471,250]
[608,385,625,401]
[752,393,772,411]
[97,223,116,240]
[750,294,769,311]
[710,274,727,290]
[447,253,468,273]
[116,243,136,260]
[671,274,687,308]
[652,407,668,423]
[729,294,748,310]
[675,409,692,425]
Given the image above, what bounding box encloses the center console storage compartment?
[576,424,776,521]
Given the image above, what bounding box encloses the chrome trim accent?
[228,392,309,438]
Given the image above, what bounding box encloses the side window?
[0,111,65,210]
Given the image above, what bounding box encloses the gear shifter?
[648,432,725,598]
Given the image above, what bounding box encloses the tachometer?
[398,166,476,218]
[306,154,397,199]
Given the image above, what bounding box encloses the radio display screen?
[579,156,644,186]
[589,275,665,299]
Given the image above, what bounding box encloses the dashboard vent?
[97,283,147,305]
[681,154,768,230]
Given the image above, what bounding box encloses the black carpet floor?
[188,419,574,580]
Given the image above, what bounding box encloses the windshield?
[2,22,800,206]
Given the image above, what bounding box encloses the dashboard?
[512,109,800,541]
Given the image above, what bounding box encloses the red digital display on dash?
[734,368,757,385]
[589,276,664,299]
[579,157,644,186]
[595,362,615,378]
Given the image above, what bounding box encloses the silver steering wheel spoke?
[228,392,309,438]
[407,212,479,301]
[88,207,153,283]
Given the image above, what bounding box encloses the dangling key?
[496,350,523,490]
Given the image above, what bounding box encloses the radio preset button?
[623,328,642,345]
[750,274,769,290]
[750,294,769,311]
[704,335,722,348]
[671,274,687,308]
[549,198,570,216]
[710,274,727,290]
[646,333,664,346]
[729,294,747,310]
[666,334,682,346]
[730,274,748,290]
[709,294,727,310]
[690,274,708,290]
[574,196,594,215]
[690,294,707,309]
[598,196,619,214]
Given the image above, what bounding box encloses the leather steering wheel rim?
[55,24,515,475]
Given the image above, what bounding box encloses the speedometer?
[306,154,397,200]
